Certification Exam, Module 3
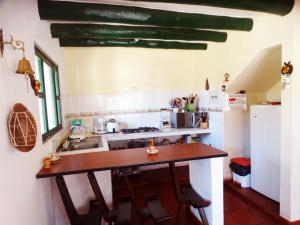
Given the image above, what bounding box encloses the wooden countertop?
[36,143,227,178]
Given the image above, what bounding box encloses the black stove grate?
[121,127,159,134]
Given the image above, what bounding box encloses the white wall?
[280,1,300,221]
[223,109,250,177]
[0,1,64,224]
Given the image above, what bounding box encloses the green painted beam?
[38,0,253,31]
[128,0,294,16]
[59,38,208,50]
[51,24,227,42]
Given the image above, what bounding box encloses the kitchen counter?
[104,128,211,141]
[57,128,211,155]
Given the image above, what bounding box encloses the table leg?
[168,162,183,225]
[55,175,84,225]
[55,175,103,225]
[168,162,181,201]
[87,171,110,218]
[123,174,145,224]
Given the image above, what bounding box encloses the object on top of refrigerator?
[225,93,247,111]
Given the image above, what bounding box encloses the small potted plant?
[183,94,198,112]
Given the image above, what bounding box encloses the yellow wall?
[266,81,281,102]
[244,83,281,106]
[247,92,267,105]
[63,48,204,95]
[63,13,284,96]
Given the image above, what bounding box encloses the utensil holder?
[201,122,208,129]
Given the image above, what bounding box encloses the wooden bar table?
[37,143,228,225]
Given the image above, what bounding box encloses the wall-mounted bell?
[16,57,34,75]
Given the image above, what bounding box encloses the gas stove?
[121,127,160,134]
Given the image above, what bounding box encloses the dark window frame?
[35,47,62,142]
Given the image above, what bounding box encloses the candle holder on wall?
[222,73,230,91]
[0,28,40,96]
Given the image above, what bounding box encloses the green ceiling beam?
[59,38,208,50]
[51,24,227,42]
[128,0,294,16]
[38,0,253,31]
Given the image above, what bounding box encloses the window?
[35,47,62,142]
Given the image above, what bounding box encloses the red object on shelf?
[267,101,281,105]
[231,157,251,167]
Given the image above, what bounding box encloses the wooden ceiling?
[38,0,294,50]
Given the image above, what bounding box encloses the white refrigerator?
[250,105,281,202]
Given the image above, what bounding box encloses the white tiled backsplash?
[63,92,189,114]
[63,91,189,129]
[65,112,162,131]
[62,91,225,130]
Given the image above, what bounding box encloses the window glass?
[35,47,62,141]
[57,99,62,125]
[43,62,58,130]
[35,56,44,92]
[54,70,60,96]
[38,98,47,134]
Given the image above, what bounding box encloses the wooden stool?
[179,183,210,225]
[169,162,211,225]
[87,171,132,225]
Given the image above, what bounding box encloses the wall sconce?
[222,73,230,91]
[0,29,40,96]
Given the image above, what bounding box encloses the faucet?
[69,125,78,134]
[69,125,86,140]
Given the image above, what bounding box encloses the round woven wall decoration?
[8,103,37,152]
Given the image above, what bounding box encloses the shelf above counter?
[104,128,212,142]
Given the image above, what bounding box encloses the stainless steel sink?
[58,136,103,152]
[70,141,98,150]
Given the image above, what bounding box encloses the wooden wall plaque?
[8,103,37,152]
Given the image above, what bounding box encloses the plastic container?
[232,172,251,188]
[230,157,251,188]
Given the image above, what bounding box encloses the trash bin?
[230,157,251,188]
